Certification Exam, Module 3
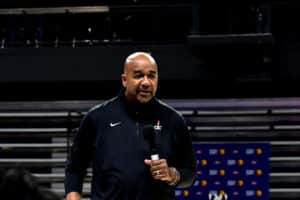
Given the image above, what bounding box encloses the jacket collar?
[119,89,157,119]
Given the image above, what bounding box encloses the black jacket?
[65,92,197,200]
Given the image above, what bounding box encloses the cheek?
[128,81,140,90]
[153,81,158,89]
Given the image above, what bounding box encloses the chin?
[137,97,152,104]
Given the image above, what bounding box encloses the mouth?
[138,90,152,96]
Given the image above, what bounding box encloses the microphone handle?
[151,154,159,161]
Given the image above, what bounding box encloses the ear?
[121,74,127,88]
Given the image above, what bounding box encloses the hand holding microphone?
[143,125,180,185]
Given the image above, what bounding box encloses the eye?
[134,73,144,79]
[148,71,157,79]
[148,73,156,79]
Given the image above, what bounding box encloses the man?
[65,52,197,200]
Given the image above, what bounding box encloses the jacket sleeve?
[65,113,95,194]
[173,114,197,188]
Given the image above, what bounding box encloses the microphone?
[143,124,159,161]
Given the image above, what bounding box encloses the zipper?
[136,121,139,136]
[135,111,140,136]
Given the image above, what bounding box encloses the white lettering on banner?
[208,192,228,200]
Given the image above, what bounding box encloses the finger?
[151,159,167,166]
[151,160,167,169]
[151,165,161,172]
[160,176,169,181]
[151,163,168,173]
[144,159,152,166]
[150,160,162,167]
[152,170,164,179]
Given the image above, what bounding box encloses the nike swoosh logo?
[110,121,121,127]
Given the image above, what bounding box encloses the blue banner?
[175,143,270,200]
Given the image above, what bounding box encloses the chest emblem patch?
[154,120,162,131]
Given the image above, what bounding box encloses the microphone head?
[143,124,159,157]
[143,124,156,150]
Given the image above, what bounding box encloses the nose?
[141,76,151,87]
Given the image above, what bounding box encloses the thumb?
[144,159,152,166]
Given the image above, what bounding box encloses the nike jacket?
[65,91,197,200]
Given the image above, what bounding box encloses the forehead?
[125,57,158,73]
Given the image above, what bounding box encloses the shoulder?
[85,96,120,119]
[156,98,185,122]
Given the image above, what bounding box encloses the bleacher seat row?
[0,98,300,200]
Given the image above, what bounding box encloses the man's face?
[122,57,158,104]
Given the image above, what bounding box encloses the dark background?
[0,1,294,100]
